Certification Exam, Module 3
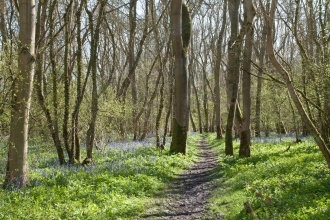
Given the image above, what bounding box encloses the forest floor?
[139,137,220,220]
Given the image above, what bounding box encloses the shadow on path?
[139,138,218,220]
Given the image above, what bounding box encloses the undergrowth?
[205,133,330,220]
[0,135,199,219]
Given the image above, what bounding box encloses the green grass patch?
[0,135,199,219]
[205,133,330,220]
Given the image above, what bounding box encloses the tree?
[4,0,36,189]
[170,1,191,154]
[225,0,241,155]
[259,0,330,167]
[239,0,255,157]
[84,0,107,163]
[214,0,227,139]
[35,0,67,165]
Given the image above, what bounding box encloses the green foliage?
[0,135,198,219]
[205,133,330,219]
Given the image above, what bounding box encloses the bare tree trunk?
[170,2,191,154]
[84,1,106,163]
[4,0,36,189]
[190,35,203,134]
[129,0,138,140]
[35,0,66,165]
[288,93,300,142]
[63,0,74,162]
[225,0,241,155]
[71,0,85,163]
[162,69,173,146]
[255,5,267,137]
[49,0,66,165]
[203,70,209,133]
[214,0,227,139]
[0,0,7,49]
[259,0,330,167]
[239,0,255,157]
[156,72,165,147]
[140,71,163,140]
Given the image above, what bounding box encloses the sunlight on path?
[139,138,218,219]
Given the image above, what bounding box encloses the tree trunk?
[129,0,138,140]
[162,70,173,146]
[190,34,203,134]
[4,0,36,189]
[225,0,241,155]
[71,0,85,163]
[35,0,66,165]
[170,2,191,154]
[214,0,227,139]
[84,1,106,162]
[255,5,267,137]
[203,71,209,133]
[140,70,163,140]
[190,112,197,132]
[239,0,255,157]
[0,0,7,49]
[259,0,330,167]
[63,0,74,162]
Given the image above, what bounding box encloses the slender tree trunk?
[48,0,66,164]
[71,0,85,163]
[4,0,36,189]
[140,71,163,140]
[35,0,66,165]
[259,0,330,167]
[190,112,197,132]
[163,63,174,146]
[170,2,191,154]
[129,0,138,140]
[156,73,165,147]
[239,0,255,157]
[192,76,203,134]
[84,1,106,163]
[255,8,267,137]
[190,35,203,134]
[63,0,74,162]
[214,0,227,139]
[203,71,209,133]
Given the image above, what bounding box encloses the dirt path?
[139,138,218,219]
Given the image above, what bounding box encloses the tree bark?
[255,5,267,137]
[63,0,74,162]
[225,0,241,155]
[129,0,138,140]
[192,74,203,134]
[85,1,106,162]
[4,0,36,189]
[170,2,191,154]
[214,0,227,139]
[239,0,255,157]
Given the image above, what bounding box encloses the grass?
[0,134,200,219]
[205,133,330,220]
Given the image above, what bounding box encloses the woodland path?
[139,138,219,220]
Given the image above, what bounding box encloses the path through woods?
[140,138,220,219]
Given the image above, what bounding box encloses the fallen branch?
[244,201,258,219]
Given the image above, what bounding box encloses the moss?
[170,119,187,154]
[182,3,191,51]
